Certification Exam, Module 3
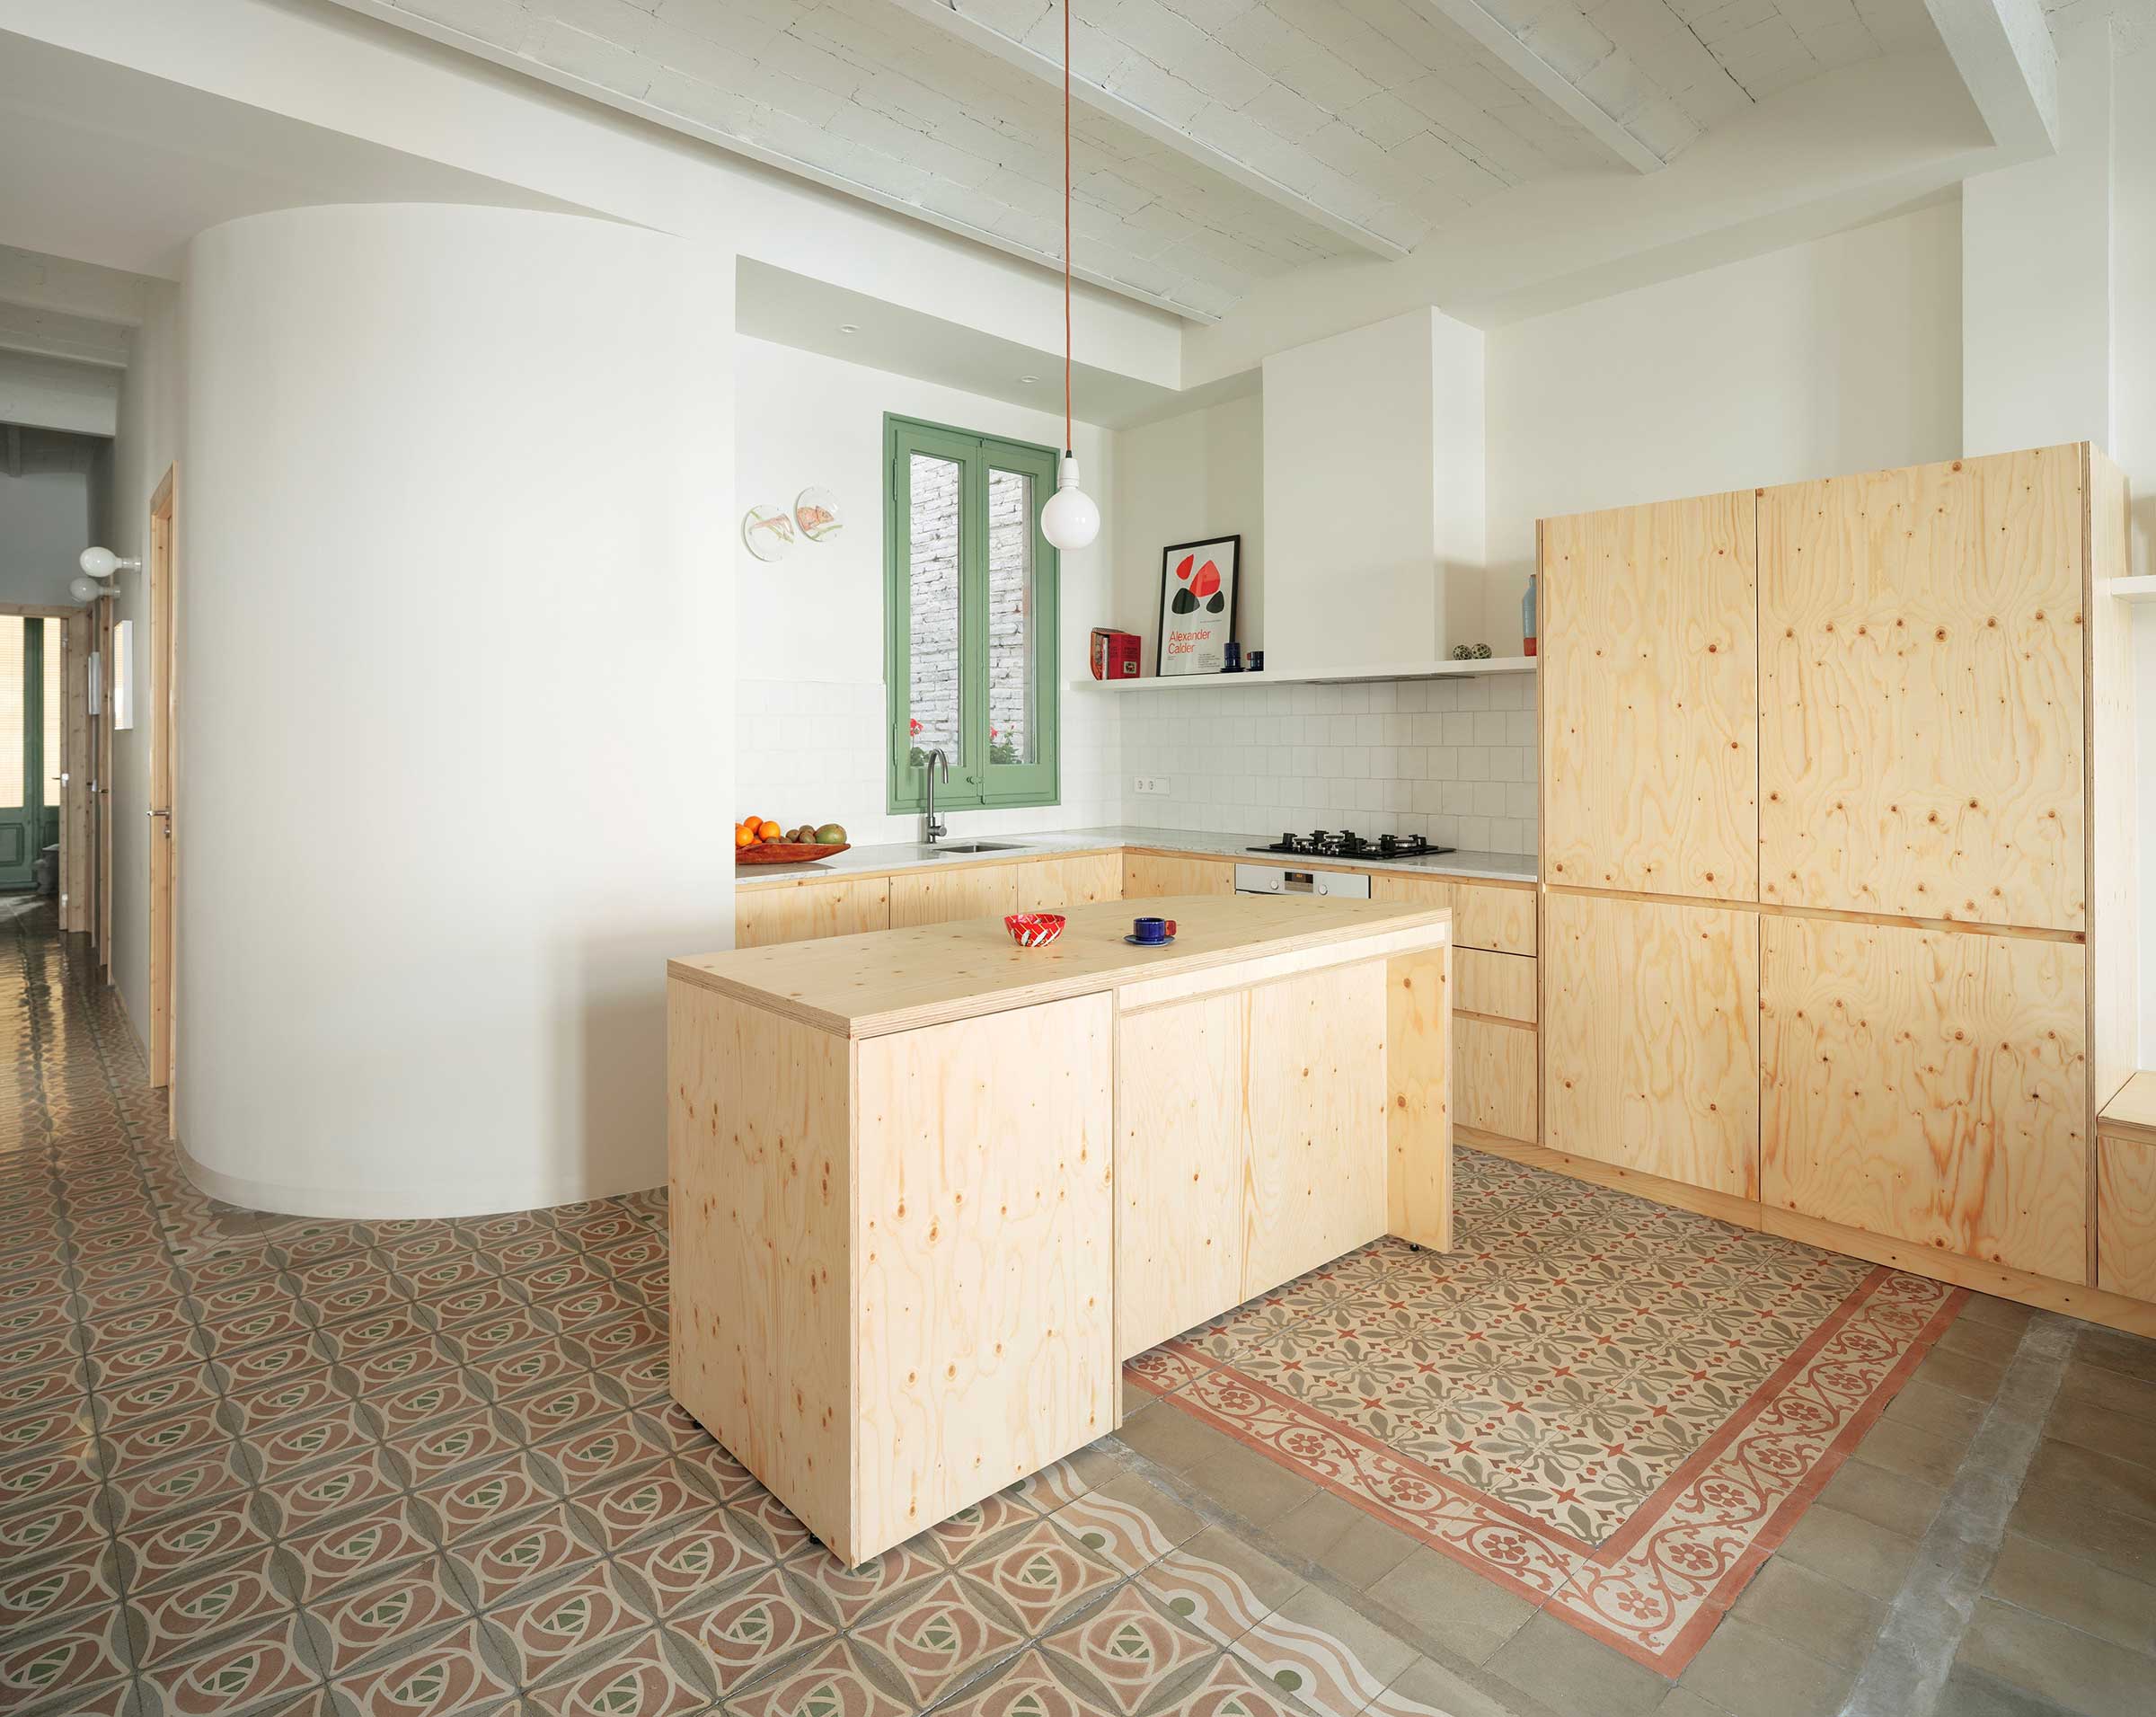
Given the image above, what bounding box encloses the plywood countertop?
[2101,1071,2156,1146]
[668,893,1451,1039]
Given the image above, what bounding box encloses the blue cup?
[1134,916,1175,943]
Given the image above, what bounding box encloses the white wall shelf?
[2099,576,2156,604]
[1069,656,1537,692]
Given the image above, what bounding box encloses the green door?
[0,617,60,891]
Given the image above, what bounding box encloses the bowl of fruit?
[735,817,851,865]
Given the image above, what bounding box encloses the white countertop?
[737,824,1537,887]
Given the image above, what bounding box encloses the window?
[884,415,1059,813]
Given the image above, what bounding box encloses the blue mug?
[1134,916,1176,943]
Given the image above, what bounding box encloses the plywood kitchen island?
[667,892,1454,1564]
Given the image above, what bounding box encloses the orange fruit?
[757,820,782,842]
[735,824,754,848]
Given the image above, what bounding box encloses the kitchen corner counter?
[733,825,1537,888]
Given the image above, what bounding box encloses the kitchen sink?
[927,840,1028,855]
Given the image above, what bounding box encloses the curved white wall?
[179,204,732,1218]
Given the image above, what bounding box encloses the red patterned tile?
[310,1560,471,1676]
[418,1458,560,1544]
[0,1603,132,1708]
[250,1403,378,1480]
[490,1561,650,1683]
[151,1612,320,1715]
[256,1446,403,1535]
[935,1647,1100,1717]
[393,1406,522,1483]
[0,1481,107,1571]
[1039,1583,1214,1716]
[122,1491,278,1592]
[446,1507,593,1608]
[338,1334,461,1395]
[282,1503,439,1603]
[853,1571,1026,1705]
[133,1544,292,1667]
[337,1618,516,1716]
[373,1372,492,1437]
[562,1464,706,1553]
[222,1369,347,1439]
[215,1331,328,1395]
[725,1639,911,1717]
[958,1519,1120,1634]
[671,1566,837,1695]
[526,1624,713,1715]
[612,1512,772,1616]
[0,1550,121,1632]
[103,1443,252,1532]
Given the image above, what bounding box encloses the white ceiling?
[324,0,1948,319]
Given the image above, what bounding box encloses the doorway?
[0,608,77,902]
[150,466,175,1094]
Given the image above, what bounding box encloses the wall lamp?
[70,546,139,605]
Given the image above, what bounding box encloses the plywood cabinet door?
[1115,992,1248,1359]
[1370,874,1536,955]
[1760,916,2088,1280]
[1454,1017,1537,1144]
[1123,853,1235,899]
[735,878,891,948]
[1542,890,1759,1197]
[1241,962,1390,1295]
[888,863,1020,927]
[2098,1134,2156,1303]
[1759,447,2087,931]
[854,995,1115,1557]
[1542,491,1759,901]
[1017,853,1123,913]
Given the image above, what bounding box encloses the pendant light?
[1039,0,1100,553]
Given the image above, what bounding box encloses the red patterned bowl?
[1004,913,1065,948]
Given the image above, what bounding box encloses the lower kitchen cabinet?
[2099,1133,2156,1302]
[1017,853,1123,913]
[1123,852,1235,899]
[1370,873,1536,956]
[1542,889,1760,1198]
[735,877,889,948]
[1760,915,2088,1281]
[1455,1016,1537,1143]
[888,863,1019,928]
[1114,960,1391,1360]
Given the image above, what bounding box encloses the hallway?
[3,902,2154,1717]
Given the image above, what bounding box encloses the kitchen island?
[667,892,1454,1564]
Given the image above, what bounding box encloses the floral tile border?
[1130,1262,1963,1674]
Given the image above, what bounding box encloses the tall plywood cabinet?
[1539,446,2146,1330]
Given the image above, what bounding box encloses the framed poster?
[1156,535,1240,677]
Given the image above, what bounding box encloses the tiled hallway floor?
[3,900,2154,1717]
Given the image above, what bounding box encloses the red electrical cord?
[1064,0,1072,456]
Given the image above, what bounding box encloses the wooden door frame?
[150,465,176,1093]
[97,595,113,978]
[0,606,79,901]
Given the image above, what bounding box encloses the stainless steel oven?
[1233,863,1372,899]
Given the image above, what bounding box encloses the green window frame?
[884,413,1061,815]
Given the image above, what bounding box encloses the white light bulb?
[68,574,101,604]
[79,547,118,579]
[1040,452,1100,551]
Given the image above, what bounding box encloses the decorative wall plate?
[793,486,842,543]
[742,505,796,562]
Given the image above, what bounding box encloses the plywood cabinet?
[888,863,1019,927]
[1542,491,1759,901]
[1370,874,1535,956]
[1114,961,1393,1359]
[1124,852,1235,899]
[736,877,889,948]
[1542,890,1759,1197]
[1759,447,2087,931]
[1760,916,2088,1281]
[1017,852,1123,913]
[1454,1016,1537,1145]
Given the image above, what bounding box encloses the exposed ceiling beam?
[0,301,131,369]
[1404,0,1671,174]
[1921,0,2057,155]
[883,0,1413,261]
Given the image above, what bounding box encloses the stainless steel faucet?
[923,748,950,844]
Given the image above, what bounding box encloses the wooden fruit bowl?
[737,842,852,866]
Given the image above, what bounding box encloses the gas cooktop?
[1248,829,1455,861]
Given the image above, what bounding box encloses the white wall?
[177,205,730,1218]
[0,350,119,436]
[1263,310,1489,673]
[733,334,1119,846]
[0,465,89,606]
[1109,394,1265,669]
[1488,200,1966,607]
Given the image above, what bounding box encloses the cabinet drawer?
[1457,949,1535,1023]
[1455,1017,1535,1143]
[1017,853,1122,913]
[1370,874,1536,956]
[735,877,889,948]
[1123,854,1235,899]
[888,863,1019,928]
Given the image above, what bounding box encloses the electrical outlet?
[1134,776,1169,796]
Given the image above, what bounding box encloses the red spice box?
[1091,628,1141,679]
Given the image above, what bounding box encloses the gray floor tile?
[1772,1503,1920,1601]
[1983,1532,2156,1654]
[2045,1394,2156,1475]
[1268,1491,1418,1590]
[1851,1414,1969,1488]
[2056,1358,2156,1421]
[1955,1596,2156,1717]
[1365,1544,1538,1667]
[1727,1557,1886,1668]
[1910,1346,2009,1404]
[1816,1456,1948,1540]
[1883,1376,1989,1441]
[1485,1610,1670,1717]
[2023,1436,2156,1526]
[2006,1471,2156,1584]
[1934,1663,2082,1717]
[1114,1401,1237,1474]
[1180,1440,1317,1528]
[1374,1652,1538,1717]
[1676,1617,1855,1717]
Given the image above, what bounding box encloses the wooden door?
[888,863,1018,927]
[96,595,113,975]
[1542,890,1760,1197]
[62,609,90,932]
[150,468,176,1091]
[1759,447,2085,930]
[1115,991,1247,1359]
[0,618,40,889]
[1241,962,1389,1295]
[1760,916,2087,1279]
[1541,492,1758,901]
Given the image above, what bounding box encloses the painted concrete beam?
[1920,0,2058,155]
[885,0,1414,261]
